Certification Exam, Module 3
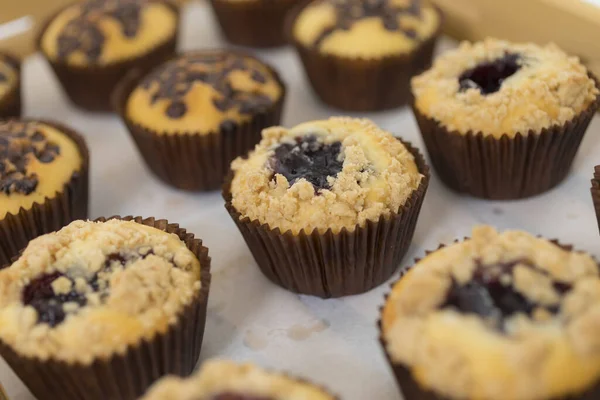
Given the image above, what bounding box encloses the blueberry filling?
[212,394,274,400]
[441,259,572,331]
[458,53,521,95]
[270,135,343,191]
[22,249,155,327]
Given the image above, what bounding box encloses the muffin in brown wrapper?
[209,0,299,48]
[379,231,600,400]
[412,83,600,199]
[114,52,287,191]
[223,139,430,298]
[287,1,443,112]
[0,216,212,400]
[592,166,600,234]
[37,1,180,112]
[0,120,89,269]
[0,53,22,119]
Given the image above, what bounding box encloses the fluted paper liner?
[592,166,600,234]
[412,75,600,200]
[286,1,442,111]
[0,120,89,268]
[0,216,212,400]
[114,52,286,191]
[209,0,298,48]
[378,240,600,400]
[0,53,21,118]
[223,139,430,298]
[37,1,179,112]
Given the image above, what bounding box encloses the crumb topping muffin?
[293,0,440,58]
[412,38,600,138]
[0,55,18,101]
[126,51,284,134]
[230,117,422,234]
[0,121,83,219]
[40,0,177,67]
[142,359,335,399]
[0,219,201,363]
[381,225,600,400]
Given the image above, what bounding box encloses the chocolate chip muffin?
[592,166,600,234]
[0,120,89,268]
[223,117,429,297]
[0,54,21,118]
[380,225,600,400]
[116,50,286,191]
[141,360,336,399]
[39,0,179,111]
[412,38,600,199]
[210,0,301,47]
[289,0,442,111]
[0,217,211,400]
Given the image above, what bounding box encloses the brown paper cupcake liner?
[0,53,21,119]
[0,216,212,400]
[223,138,430,298]
[592,166,600,235]
[378,240,600,400]
[0,119,89,269]
[209,0,299,48]
[286,1,442,111]
[37,1,179,112]
[114,52,286,191]
[412,76,600,200]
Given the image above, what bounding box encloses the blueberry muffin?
[412,38,600,199]
[289,0,442,111]
[592,166,600,234]
[0,120,88,268]
[0,54,21,118]
[142,360,336,399]
[223,117,429,297]
[381,225,600,400]
[39,0,179,111]
[0,217,211,400]
[210,0,301,48]
[117,50,286,191]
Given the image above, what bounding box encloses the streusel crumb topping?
[0,219,201,364]
[141,359,335,400]
[230,117,422,235]
[412,38,599,138]
[382,225,600,400]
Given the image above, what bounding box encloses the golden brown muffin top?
[412,38,600,138]
[142,360,335,400]
[0,219,202,364]
[382,225,600,400]
[0,121,83,219]
[293,0,440,58]
[0,55,18,101]
[126,51,284,135]
[230,117,422,235]
[40,0,177,66]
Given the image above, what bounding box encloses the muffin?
[141,359,336,399]
[380,225,600,400]
[289,0,442,111]
[210,0,301,48]
[116,50,286,191]
[592,166,600,234]
[0,217,211,400]
[412,38,600,199]
[0,54,21,118]
[223,117,429,297]
[39,0,179,112]
[0,120,89,268]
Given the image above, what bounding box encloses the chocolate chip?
[166,101,187,119]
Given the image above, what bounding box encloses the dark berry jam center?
[459,53,521,95]
[441,260,572,331]
[22,249,155,327]
[212,393,274,400]
[270,135,343,191]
